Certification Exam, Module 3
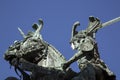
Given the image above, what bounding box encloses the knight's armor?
[68,16,116,79]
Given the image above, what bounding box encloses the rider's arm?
[66,50,83,65]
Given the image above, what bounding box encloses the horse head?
[4,19,66,71]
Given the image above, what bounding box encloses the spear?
[102,17,120,28]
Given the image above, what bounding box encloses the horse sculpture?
[4,19,77,80]
[4,16,120,80]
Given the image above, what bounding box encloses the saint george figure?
[62,16,116,80]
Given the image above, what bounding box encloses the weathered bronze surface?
[4,16,120,80]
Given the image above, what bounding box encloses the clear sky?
[0,0,120,80]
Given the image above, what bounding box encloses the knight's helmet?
[70,16,101,44]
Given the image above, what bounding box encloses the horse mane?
[37,40,66,70]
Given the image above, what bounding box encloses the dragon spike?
[18,27,26,38]
[32,19,44,39]
[70,21,80,42]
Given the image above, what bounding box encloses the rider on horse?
[62,16,116,80]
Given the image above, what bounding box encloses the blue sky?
[0,0,120,80]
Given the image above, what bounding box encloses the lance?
[102,16,120,28]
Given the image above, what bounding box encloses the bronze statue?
[4,16,120,80]
[4,19,76,80]
[62,16,117,80]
